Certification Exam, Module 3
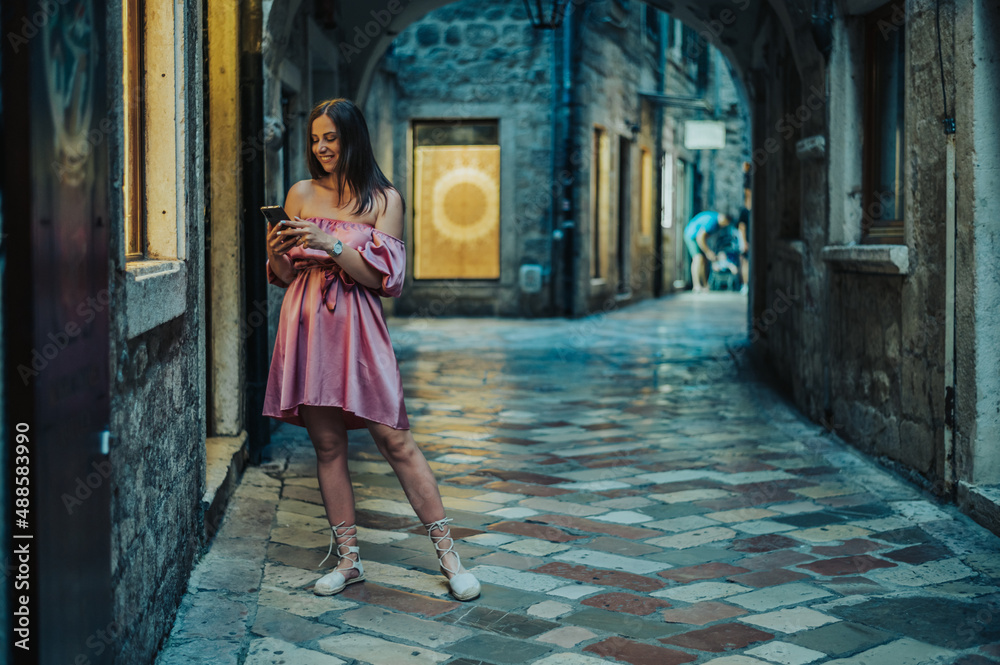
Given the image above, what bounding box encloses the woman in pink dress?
[262,98,480,602]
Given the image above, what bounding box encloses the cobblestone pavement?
[156,293,1000,665]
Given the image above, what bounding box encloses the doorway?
[617,137,631,295]
[675,158,695,288]
[2,0,114,661]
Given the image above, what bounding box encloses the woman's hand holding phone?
[267,218,298,258]
[265,219,299,286]
[261,205,296,258]
[275,217,337,254]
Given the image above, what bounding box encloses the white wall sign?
[683,121,727,150]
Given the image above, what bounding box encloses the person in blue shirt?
[684,210,733,292]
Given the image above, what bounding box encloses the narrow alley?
[4,0,1000,662]
[155,294,1000,665]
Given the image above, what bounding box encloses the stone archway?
[337,0,820,107]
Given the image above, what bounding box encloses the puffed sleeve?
[266,258,296,288]
[357,230,406,297]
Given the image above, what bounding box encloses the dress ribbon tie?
[292,258,355,312]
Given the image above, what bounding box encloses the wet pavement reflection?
[156,293,1000,665]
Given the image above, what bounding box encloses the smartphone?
[260,205,290,226]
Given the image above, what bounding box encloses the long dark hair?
[306,98,400,216]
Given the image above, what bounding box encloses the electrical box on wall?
[519,264,543,293]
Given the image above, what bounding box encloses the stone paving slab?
[245,636,347,665]
[317,633,450,664]
[156,294,1000,665]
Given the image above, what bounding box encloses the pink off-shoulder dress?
[262,218,410,430]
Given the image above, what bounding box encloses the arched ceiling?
[332,0,820,105]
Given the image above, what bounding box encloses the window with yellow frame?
[122,0,145,258]
[591,127,610,279]
[640,147,654,238]
[412,121,501,280]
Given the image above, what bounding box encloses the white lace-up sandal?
[313,521,365,596]
[424,517,481,601]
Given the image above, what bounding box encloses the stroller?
[707,227,742,292]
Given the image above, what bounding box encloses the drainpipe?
[811,0,834,62]
[939,0,957,492]
[561,4,581,317]
[550,15,563,315]
[943,118,956,493]
[653,15,667,297]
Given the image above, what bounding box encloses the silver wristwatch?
[328,238,343,257]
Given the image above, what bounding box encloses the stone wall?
[749,0,827,427]
[366,0,750,316]
[752,0,964,500]
[107,0,208,662]
[830,274,905,455]
[576,5,659,311]
[954,0,1000,518]
[374,0,557,316]
[762,243,806,402]
[706,57,752,214]
[830,0,950,491]
[110,320,207,664]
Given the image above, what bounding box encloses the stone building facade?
[367,1,562,316]
[353,0,749,317]
[748,0,1000,531]
[107,0,207,661]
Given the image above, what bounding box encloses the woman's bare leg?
[300,405,360,580]
[365,420,464,578]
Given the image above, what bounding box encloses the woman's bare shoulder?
[383,186,402,205]
[377,186,401,210]
[284,179,316,216]
[290,179,317,198]
[375,187,404,239]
